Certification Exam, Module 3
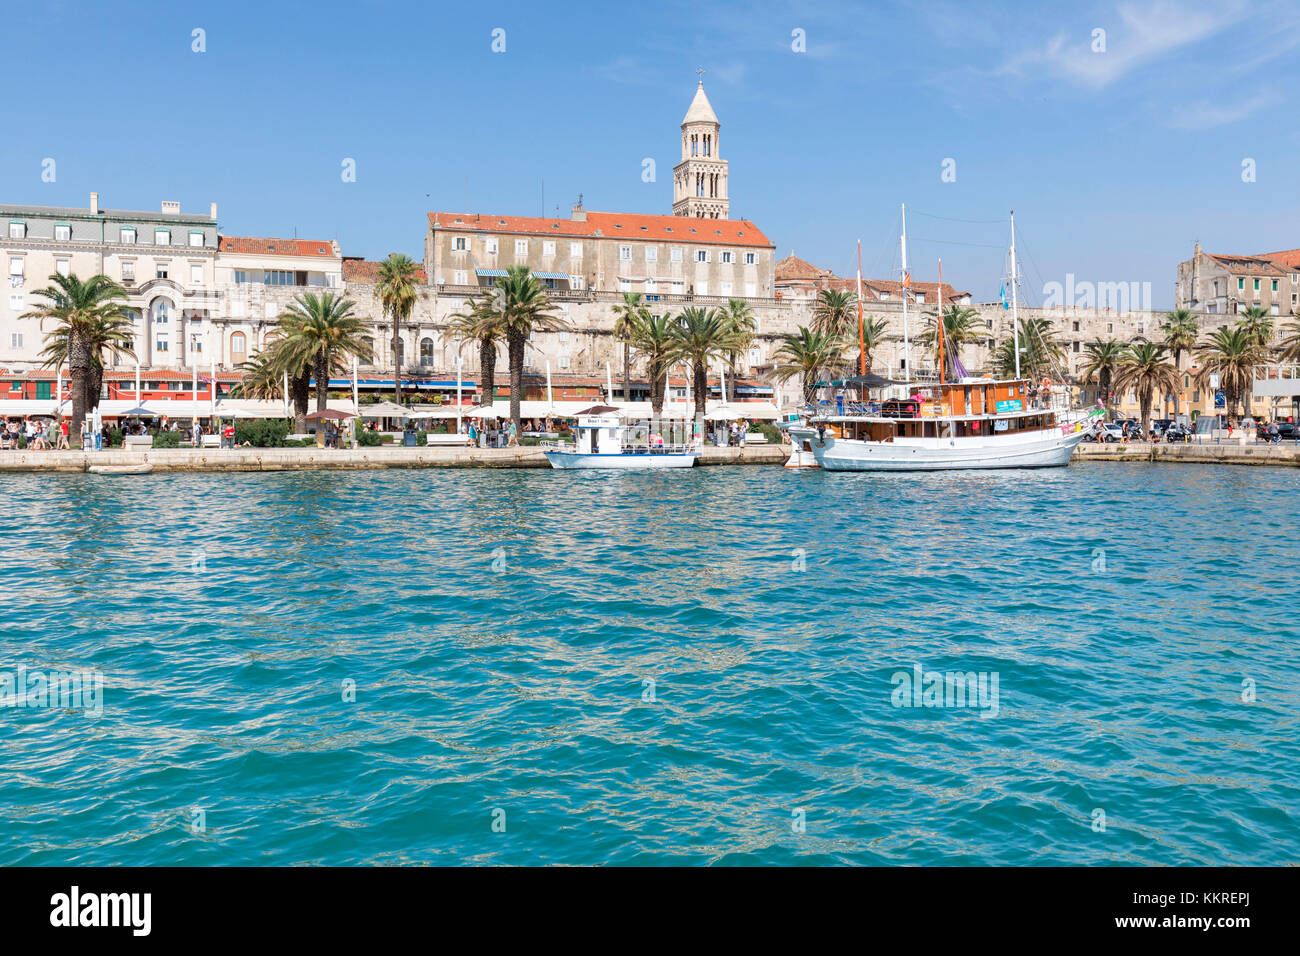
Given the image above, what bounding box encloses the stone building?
[1175,242,1300,317]
[672,80,729,219]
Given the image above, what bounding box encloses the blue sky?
[5,0,1297,308]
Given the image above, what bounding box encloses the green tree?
[375,253,419,405]
[233,351,284,400]
[611,292,650,405]
[1114,343,1180,440]
[1194,325,1266,418]
[1079,339,1128,411]
[720,297,757,401]
[627,311,679,432]
[495,265,568,434]
[22,272,129,435]
[274,292,373,419]
[671,306,744,428]
[1237,305,1274,352]
[857,315,890,376]
[39,304,136,415]
[920,304,980,380]
[1159,308,1198,369]
[810,288,858,340]
[773,326,845,405]
[1278,318,1300,363]
[449,294,505,407]
[991,317,1065,380]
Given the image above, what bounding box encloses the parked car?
[1084,422,1123,443]
[1164,423,1194,443]
[1275,422,1300,441]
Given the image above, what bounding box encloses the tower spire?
[672,75,728,219]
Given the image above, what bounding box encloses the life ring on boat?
[1040,377,1052,391]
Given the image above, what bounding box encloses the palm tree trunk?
[479,338,496,407]
[392,316,402,406]
[622,341,631,406]
[650,360,665,435]
[508,330,524,435]
[692,360,707,431]
[68,329,88,440]
[291,371,310,434]
[85,361,103,414]
[314,353,329,413]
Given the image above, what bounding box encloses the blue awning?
[475,269,507,277]
[532,271,570,279]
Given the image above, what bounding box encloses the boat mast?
[1010,210,1020,380]
[937,258,945,386]
[901,203,911,379]
[856,240,865,376]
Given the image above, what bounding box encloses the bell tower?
[672,73,729,219]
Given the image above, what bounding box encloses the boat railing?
[814,399,881,417]
[620,442,697,455]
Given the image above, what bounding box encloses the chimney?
[89,192,99,215]
[571,202,586,222]
[161,200,180,215]
[210,202,218,220]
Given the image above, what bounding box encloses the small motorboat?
[88,463,154,476]
[543,407,698,469]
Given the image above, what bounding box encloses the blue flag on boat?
[999,282,1009,309]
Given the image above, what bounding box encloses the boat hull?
[544,450,698,470]
[792,427,1087,471]
[88,464,154,476]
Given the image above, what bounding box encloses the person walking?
[57,418,70,449]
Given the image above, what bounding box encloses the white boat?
[778,418,818,467]
[790,379,1101,471]
[543,408,699,469]
[88,463,154,476]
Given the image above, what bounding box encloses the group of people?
[710,422,749,447]
[464,420,518,448]
[0,416,71,450]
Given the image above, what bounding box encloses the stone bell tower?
[672,74,729,219]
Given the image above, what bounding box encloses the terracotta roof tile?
[1264,248,1300,270]
[1207,253,1287,276]
[428,210,773,248]
[219,236,338,258]
[342,258,428,283]
[774,254,830,281]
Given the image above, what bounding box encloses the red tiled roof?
[219,236,338,258]
[342,258,428,283]
[1264,248,1300,270]
[1207,254,1287,276]
[850,278,972,301]
[428,210,773,248]
[774,254,830,281]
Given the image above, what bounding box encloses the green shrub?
[150,430,180,448]
[233,419,291,447]
[357,427,383,447]
[108,427,124,448]
[416,430,428,446]
[284,437,315,447]
[748,423,781,444]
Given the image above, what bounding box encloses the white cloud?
[1168,91,1274,129]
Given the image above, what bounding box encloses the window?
[54,223,71,241]
[721,251,734,265]
[189,232,204,247]
[190,264,202,284]
[420,337,434,366]
[120,227,136,244]
[156,335,169,352]
[514,239,528,255]
[156,265,169,280]
[1272,279,1279,292]
[671,247,683,263]
[155,228,171,245]
[558,355,570,369]
[745,283,756,297]
[570,242,583,258]
[671,280,684,293]
[696,281,708,296]
[543,240,555,256]
[190,335,202,353]
[744,252,756,266]
[56,260,70,277]
[916,293,925,304]
[1254,278,1261,291]
[8,257,24,277]
[452,236,468,251]
[645,278,657,293]
[8,294,23,310]
[152,301,170,324]
[121,261,135,282]
[486,238,498,254]
[620,245,632,261]
[646,247,658,263]
[619,279,632,292]
[7,221,24,239]
[234,270,246,284]
[9,332,23,349]
[265,270,293,286]
[453,269,468,285]
[230,332,247,359]
[695,250,709,263]
[570,275,584,290]
[720,282,732,296]
[1238,278,1245,290]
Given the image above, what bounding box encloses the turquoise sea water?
[1,462,1297,866]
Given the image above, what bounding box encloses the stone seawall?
[0,444,788,474]
[1076,441,1300,467]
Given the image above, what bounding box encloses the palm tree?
[448,294,505,407]
[858,315,889,375]
[1159,308,1199,369]
[611,292,650,405]
[920,304,979,380]
[39,307,136,415]
[773,326,844,405]
[1114,344,1180,440]
[1194,325,1266,418]
[671,306,743,428]
[991,317,1065,380]
[495,265,567,434]
[1279,318,1300,363]
[273,292,373,417]
[1238,305,1274,352]
[720,298,757,401]
[375,253,419,405]
[810,288,858,340]
[627,312,679,432]
[233,351,284,401]
[1079,339,1128,411]
[22,272,128,436]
